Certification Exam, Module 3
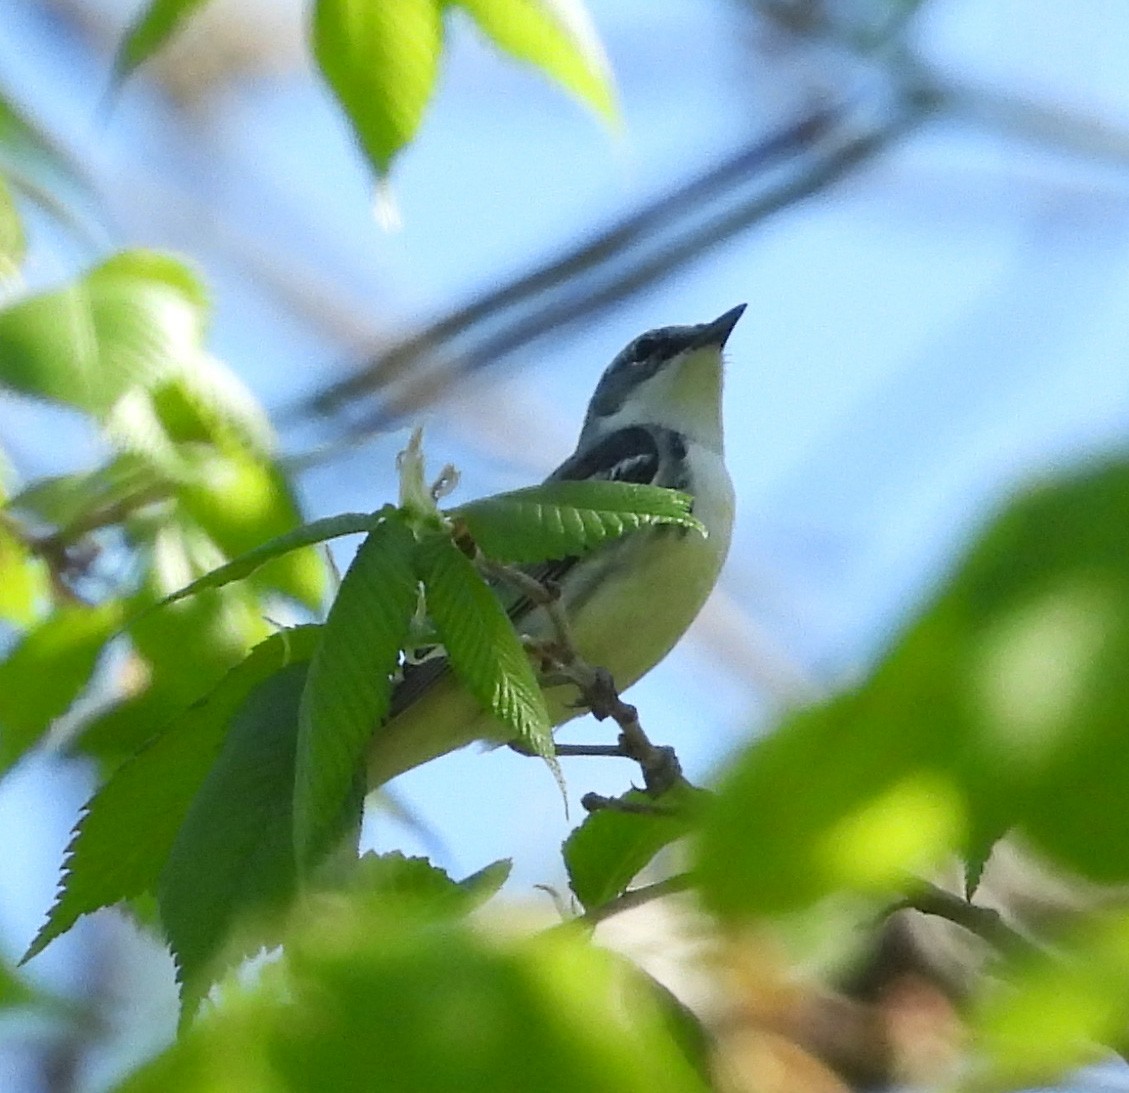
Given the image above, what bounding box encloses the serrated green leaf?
[345,851,500,916]
[311,0,443,176]
[0,174,25,281]
[564,786,702,912]
[0,250,208,416]
[453,480,703,564]
[0,601,123,773]
[415,530,552,759]
[143,512,379,616]
[114,0,213,82]
[458,857,512,907]
[455,0,617,123]
[160,659,318,1026]
[24,626,321,964]
[295,514,418,869]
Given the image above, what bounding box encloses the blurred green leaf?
[0,174,24,281]
[24,626,321,964]
[145,510,375,615]
[160,659,314,1025]
[176,452,334,610]
[965,910,1129,1090]
[564,786,703,912]
[9,453,169,536]
[311,0,443,176]
[121,895,708,1092]
[0,518,45,625]
[115,0,213,82]
[294,514,417,869]
[457,857,512,906]
[0,250,208,416]
[415,529,553,762]
[697,455,1129,918]
[0,601,123,773]
[453,481,703,564]
[455,0,617,123]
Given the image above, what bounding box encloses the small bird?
[367,304,745,787]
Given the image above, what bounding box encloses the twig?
[580,793,681,817]
[483,559,687,796]
[891,880,1040,962]
[578,874,696,928]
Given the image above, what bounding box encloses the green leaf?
[966,911,1129,1090]
[455,0,617,123]
[458,857,512,906]
[0,174,25,281]
[24,626,320,964]
[294,514,418,869]
[176,452,330,610]
[0,250,208,416]
[160,659,315,1025]
[120,897,708,1093]
[696,455,1129,918]
[564,786,703,912]
[114,0,214,82]
[346,851,507,916]
[0,519,45,625]
[311,0,444,176]
[144,512,379,615]
[0,602,123,773]
[415,530,552,759]
[9,452,170,537]
[453,480,704,563]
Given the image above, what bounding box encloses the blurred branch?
[301,103,932,440]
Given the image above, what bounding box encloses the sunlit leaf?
[311,0,443,175]
[455,0,617,122]
[294,514,417,869]
[24,627,320,964]
[453,481,703,564]
[121,894,708,1092]
[0,174,25,281]
[0,601,123,773]
[0,250,208,416]
[115,0,214,82]
[0,518,45,625]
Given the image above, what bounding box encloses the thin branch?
[891,880,1040,962]
[578,873,696,928]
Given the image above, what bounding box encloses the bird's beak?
[690,304,747,350]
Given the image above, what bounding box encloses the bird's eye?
[633,334,658,361]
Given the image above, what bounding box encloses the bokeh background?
[2,0,1129,1087]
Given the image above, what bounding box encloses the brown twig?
[482,559,688,797]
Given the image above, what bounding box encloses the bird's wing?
[385,427,662,720]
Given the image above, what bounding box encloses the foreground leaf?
[294,515,417,868]
[454,480,703,564]
[415,530,552,759]
[564,786,704,912]
[455,0,616,123]
[24,627,320,963]
[311,0,443,176]
[0,174,24,280]
[121,895,707,1092]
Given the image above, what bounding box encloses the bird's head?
[579,304,746,453]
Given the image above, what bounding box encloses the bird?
[366,304,745,788]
